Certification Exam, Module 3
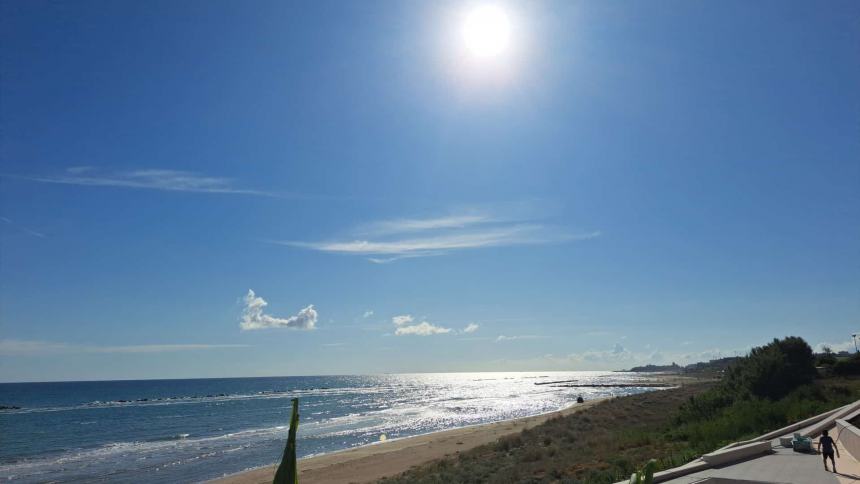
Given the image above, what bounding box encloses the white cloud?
[8,167,273,196]
[240,289,317,330]
[462,323,480,334]
[363,310,374,318]
[0,339,247,356]
[275,210,600,262]
[395,321,452,336]
[391,315,452,336]
[392,315,414,326]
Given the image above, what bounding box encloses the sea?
[0,371,664,483]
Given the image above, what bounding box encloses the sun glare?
[461,5,512,59]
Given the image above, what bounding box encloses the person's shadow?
[833,471,860,479]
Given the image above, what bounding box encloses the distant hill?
[626,362,682,373]
[625,357,740,373]
[683,357,740,373]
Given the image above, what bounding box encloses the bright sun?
[461,5,512,59]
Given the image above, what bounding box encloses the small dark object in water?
[576,396,584,403]
[0,405,21,410]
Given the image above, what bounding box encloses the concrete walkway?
[662,425,860,484]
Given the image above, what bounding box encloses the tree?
[723,336,816,400]
[817,346,837,366]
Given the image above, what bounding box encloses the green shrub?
[628,459,656,484]
[817,346,838,366]
[834,354,860,376]
[722,336,816,400]
[680,337,816,422]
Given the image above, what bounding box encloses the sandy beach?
[212,397,608,484]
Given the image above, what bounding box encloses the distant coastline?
[625,356,741,373]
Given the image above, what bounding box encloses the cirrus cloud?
[273,210,600,263]
[0,339,248,356]
[6,167,276,196]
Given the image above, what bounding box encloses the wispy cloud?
[5,167,274,196]
[93,344,249,353]
[0,217,47,238]
[496,334,544,342]
[391,314,452,336]
[240,290,317,330]
[367,214,494,235]
[275,210,599,263]
[567,343,633,363]
[583,330,615,337]
[462,323,480,334]
[0,339,248,356]
[362,310,374,319]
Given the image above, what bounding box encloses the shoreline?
[211,397,609,484]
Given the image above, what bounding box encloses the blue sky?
[1,0,858,382]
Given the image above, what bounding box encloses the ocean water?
[0,372,663,483]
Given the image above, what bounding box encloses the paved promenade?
[663,425,860,484]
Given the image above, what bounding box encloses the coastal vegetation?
[380,336,860,483]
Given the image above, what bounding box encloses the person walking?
[818,429,840,473]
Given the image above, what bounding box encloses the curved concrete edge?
[612,460,711,484]
[801,399,860,438]
[841,407,860,424]
[716,403,851,452]
[835,418,860,461]
[701,440,772,466]
[652,460,711,483]
[612,442,773,484]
